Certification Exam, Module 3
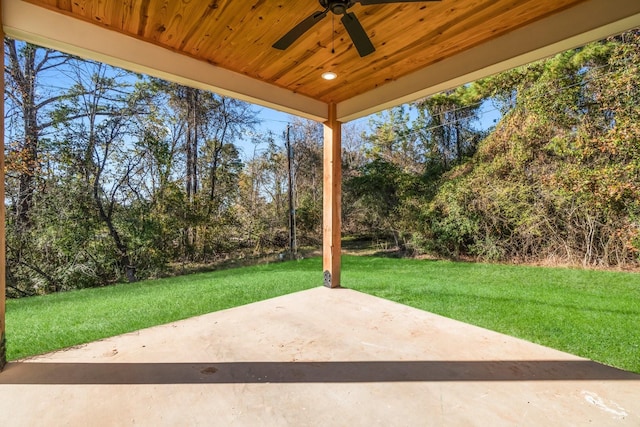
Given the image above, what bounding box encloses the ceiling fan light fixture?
[322,71,338,80]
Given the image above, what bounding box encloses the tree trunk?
[7,41,40,228]
[185,87,199,203]
[93,171,136,282]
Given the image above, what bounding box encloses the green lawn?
[6,255,640,373]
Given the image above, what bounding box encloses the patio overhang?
[3,0,640,122]
[2,0,640,367]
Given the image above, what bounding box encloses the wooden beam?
[322,103,342,288]
[1,2,7,370]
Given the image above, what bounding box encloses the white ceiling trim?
[337,0,640,122]
[2,0,329,122]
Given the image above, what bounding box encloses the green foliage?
[296,193,322,240]
[4,42,275,294]
[346,93,483,249]
[420,32,640,266]
[421,177,479,257]
[348,159,403,220]
[346,158,434,251]
[415,84,484,167]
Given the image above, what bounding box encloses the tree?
[148,81,257,259]
[365,106,423,173]
[415,86,483,169]
[3,41,99,294]
[4,40,75,228]
[54,61,149,282]
[288,118,323,241]
[423,32,640,266]
[202,97,257,205]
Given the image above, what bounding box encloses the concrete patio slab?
[0,287,638,426]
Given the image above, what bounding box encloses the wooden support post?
[323,104,342,288]
[1,5,7,370]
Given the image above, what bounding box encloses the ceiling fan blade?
[357,0,440,5]
[341,12,375,57]
[273,10,328,50]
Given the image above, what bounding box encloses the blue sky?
[8,39,502,163]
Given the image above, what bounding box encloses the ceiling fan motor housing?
[320,0,354,15]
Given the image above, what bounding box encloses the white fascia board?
[2,0,328,122]
[337,0,640,122]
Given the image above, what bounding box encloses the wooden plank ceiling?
[25,0,587,105]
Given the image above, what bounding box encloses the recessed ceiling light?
[322,71,337,80]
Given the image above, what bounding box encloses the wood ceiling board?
[4,0,640,122]
[20,0,587,103]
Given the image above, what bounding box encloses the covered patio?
[1,287,638,425]
[1,0,640,423]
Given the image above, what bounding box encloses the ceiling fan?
[272,0,442,58]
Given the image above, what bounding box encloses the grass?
[6,260,319,361]
[6,255,640,373]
